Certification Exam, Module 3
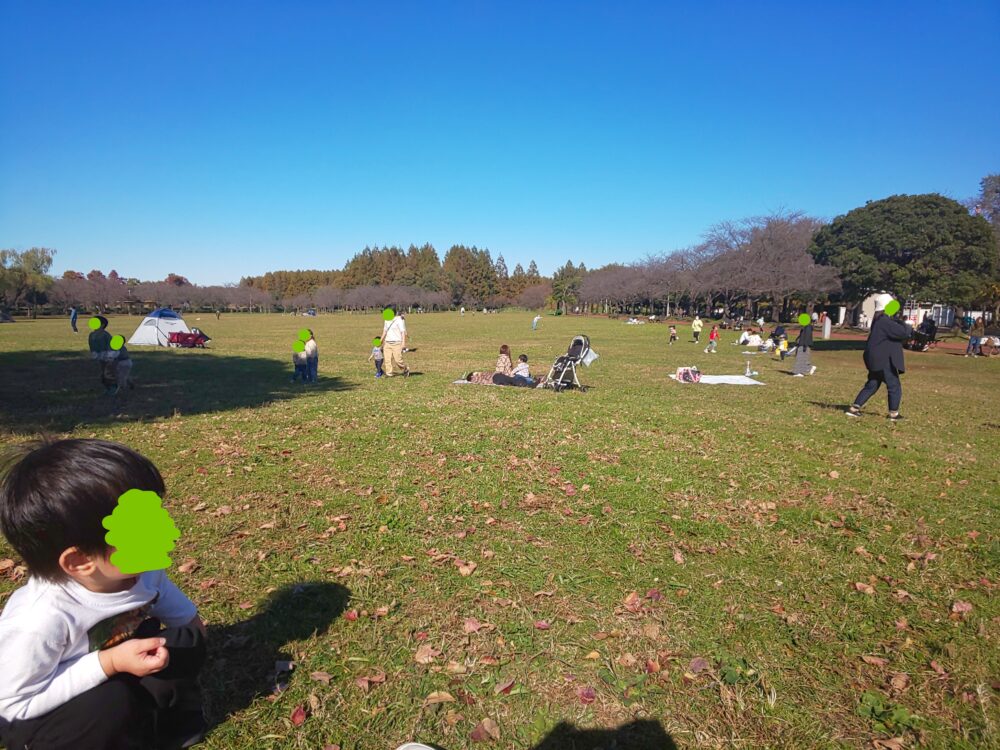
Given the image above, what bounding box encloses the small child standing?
[704,324,719,353]
[512,354,535,386]
[0,439,207,750]
[368,337,385,378]
[668,325,678,345]
[291,342,309,383]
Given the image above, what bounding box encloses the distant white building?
[858,293,959,328]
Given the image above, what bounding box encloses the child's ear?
[59,547,98,577]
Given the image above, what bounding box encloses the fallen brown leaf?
[424,691,456,706]
[415,644,441,664]
[470,717,500,742]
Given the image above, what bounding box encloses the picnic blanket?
[669,374,764,385]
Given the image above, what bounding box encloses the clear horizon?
[2,1,998,285]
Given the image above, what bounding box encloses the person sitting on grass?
[464,346,539,387]
[495,344,514,376]
[512,354,536,387]
[0,439,207,750]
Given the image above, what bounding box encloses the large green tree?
[810,194,998,306]
[0,247,56,316]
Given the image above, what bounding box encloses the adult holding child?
[87,316,116,394]
[381,309,409,377]
[845,294,912,421]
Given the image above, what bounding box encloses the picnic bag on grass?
[675,366,701,383]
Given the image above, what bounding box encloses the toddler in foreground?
[0,439,207,750]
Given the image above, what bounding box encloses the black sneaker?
[845,407,862,418]
[888,413,904,421]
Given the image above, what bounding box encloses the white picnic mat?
[669,374,765,385]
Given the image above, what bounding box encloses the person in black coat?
[846,296,912,420]
[791,321,815,376]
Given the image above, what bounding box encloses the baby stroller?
[168,328,211,348]
[544,335,599,392]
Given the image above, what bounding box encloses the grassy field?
[0,312,997,750]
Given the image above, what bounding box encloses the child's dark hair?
[0,439,165,581]
[518,354,528,362]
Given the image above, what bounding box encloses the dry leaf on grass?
[455,559,478,577]
[289,704,307,727]
[688,657,710,674]
[576,686,596,704]
[494,678,515,695]
[424,691,455,706]
[889,673,910,692]
[853,582,875,595]
[309,671,332,684]
[533,620,551,630]
[861,655,888,667]
[464,618,483,633]
[415,644,441,664]
[177,559,198,574]
[470,717,500,742]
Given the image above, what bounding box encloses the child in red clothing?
[704,325,720,353]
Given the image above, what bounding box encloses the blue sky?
[1,1,997,284]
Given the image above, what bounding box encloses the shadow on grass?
[807,401,854,413]
[532,720,677,749]
[203,581,350,727]
[812,339,866,351]
[0,350,353,434]
[427,720,676,750]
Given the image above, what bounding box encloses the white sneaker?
[809,365,817,375]
[395,745,437,750]
[793,373,804,377]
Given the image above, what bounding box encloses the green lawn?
[1,313,997,750]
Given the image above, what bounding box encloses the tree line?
[3,179,998,321]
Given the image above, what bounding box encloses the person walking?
[691,315,703,343]
[846,294,912,421]
[532,314,541,331]
[704,324,719,353]
[792,317,816,376]
[381,311,409,377]
[69,307,78,333]
[966,316,985,357]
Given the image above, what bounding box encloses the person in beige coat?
[381,313,409,377]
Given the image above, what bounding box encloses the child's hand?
[99,637,170,677]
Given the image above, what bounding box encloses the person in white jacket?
[304,329,319,383]
[0,439,207,750]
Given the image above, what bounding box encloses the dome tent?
[127,308,191,346]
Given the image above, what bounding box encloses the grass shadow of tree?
[203,581,350,728]
[0,350,354,434]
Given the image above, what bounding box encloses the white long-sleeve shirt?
[0,571,197,724]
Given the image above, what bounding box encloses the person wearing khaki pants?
[382,313,409,376]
